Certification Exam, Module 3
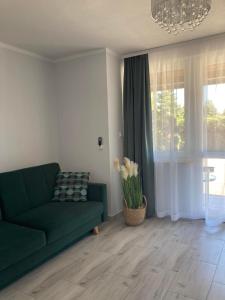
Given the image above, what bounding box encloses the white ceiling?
[0,0,225,60]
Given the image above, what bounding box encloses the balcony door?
[149,40,225,226]
[203,82,225,226]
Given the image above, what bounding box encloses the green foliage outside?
[207,100,225,151]
[152,90,185,151]
[153,89,225,152]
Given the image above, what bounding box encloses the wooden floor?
[1,216,225,300]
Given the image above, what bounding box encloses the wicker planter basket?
[123,196,147,226]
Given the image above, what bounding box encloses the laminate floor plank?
[163,291,196,300]
[207,283,225,300]
[1,217,225,300]
[169,259,216,300]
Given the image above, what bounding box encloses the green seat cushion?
[0,221,46,272]
[11,202,103,244]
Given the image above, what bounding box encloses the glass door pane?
[203,83,225,226]
[203,158,225,226]
[206,84,225,152]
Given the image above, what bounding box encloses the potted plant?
[114,157,147,226]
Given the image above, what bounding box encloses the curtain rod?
[122,32,225,59]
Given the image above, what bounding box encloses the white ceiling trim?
[122,32,225,59]
[54,48,107,63]
[0,41,53,62]
[54,48,121,63]
[2,32,225,65]
[0,41,122,64]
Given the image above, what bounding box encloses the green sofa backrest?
[0,163,60,220]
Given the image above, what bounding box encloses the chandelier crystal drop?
[151,0,212,35]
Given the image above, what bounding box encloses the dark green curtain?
[123,54,155,217]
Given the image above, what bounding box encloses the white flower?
[128,161,135,177]
[124,157,131,169]
[113,158,121,172]
[133,163,138,177]
[121,166,128,180]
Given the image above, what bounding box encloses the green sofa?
[0,163,107,290]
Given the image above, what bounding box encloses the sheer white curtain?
[149,37,225,225]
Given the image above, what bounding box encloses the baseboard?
[108,209,123,219]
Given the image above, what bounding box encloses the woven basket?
[123,196,147,226]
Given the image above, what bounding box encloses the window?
[149,40,225,223]
[152,62,225,155]
[152,67,185,153]
[153,88,185,152]
[205,83,225,153]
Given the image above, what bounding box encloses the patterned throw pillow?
[52,172,90,202]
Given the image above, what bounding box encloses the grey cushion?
[52,172,90,202]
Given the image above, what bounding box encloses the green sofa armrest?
[87,183,107,221]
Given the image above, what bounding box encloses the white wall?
[55,50,110,181]
[106,50,123,215]
[0,45,122,216]
[55,49,123,216]
[0,48,59,172]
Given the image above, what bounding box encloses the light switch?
[98,137,103,150]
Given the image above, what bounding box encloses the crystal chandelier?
[151,0,212,35]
